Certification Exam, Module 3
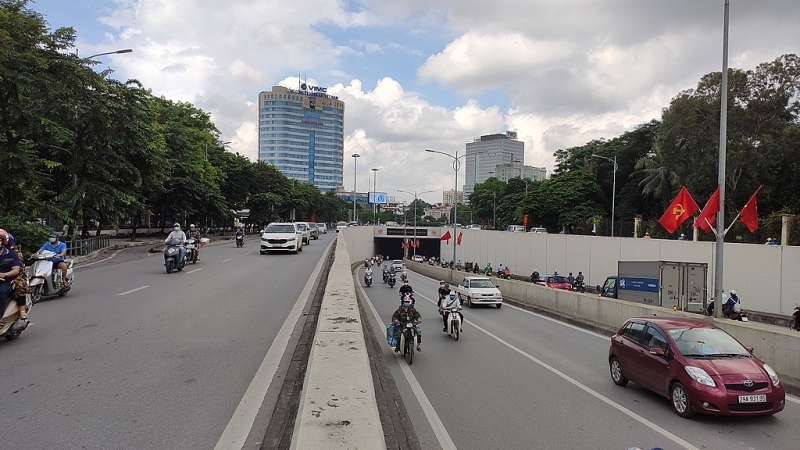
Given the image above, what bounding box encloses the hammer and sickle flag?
[658,186,699,234]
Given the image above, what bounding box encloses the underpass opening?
[373,237,440,261]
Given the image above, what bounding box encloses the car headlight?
[685,366,716,387]
[287,237,296,241]
[763,363,780,386]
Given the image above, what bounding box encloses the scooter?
[397,317,418,365]
[1,293,31,341]
[164,238,185,274]
[401,270,408,283]
[443,294,462,341]
[789,304,800,331]
[235,234,244,248]
[572,280,586,293]
[184,238,198,264]
[364,271,373,287]
[382,267,389,283]
[28,250,74,303]
[388,272,396,288]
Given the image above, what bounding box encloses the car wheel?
[298,245,303,252]
[671,382,694,418]
[496,303,502,309]
[609,357,628,386]
[260,250,267,255]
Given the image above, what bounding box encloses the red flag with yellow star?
[658,186,699,234]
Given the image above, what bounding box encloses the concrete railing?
[406,260,800,390]
[292,238,385,449]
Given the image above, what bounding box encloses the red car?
[608,317,785,418]
[540,275,572,291]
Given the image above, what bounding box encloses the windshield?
[549,276,568,283]
[668,327,750,357]
[470,279,496,289]
[266,224,295,233]
[297,224,306,230]
[393,260,403,266]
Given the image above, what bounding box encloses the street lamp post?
[352,154,360,222]
[493,192,497,230]
[371,168,379,223]
[425,148,469,268]
[398,189,434,259]
[592,154,618,237]
[85,49,133,59]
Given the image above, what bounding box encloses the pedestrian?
[62,221,70,237]
[644,232,651,239]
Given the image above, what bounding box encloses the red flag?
[440,230,452,243]
[415,238,420,247]
[456,231,463,246]
[658,186,699,233]
[400,241,406,249]
[522,215,529,228]
[739,186,763,232]
[693,186,720,233]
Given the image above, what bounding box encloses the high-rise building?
[258,84,345,191]
[442,189,464,205]
[463,131,524,202]
[494,161,547,183]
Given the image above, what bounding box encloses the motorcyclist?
[485,263,492,276]
[0,230,23,326]
[575,271,585,285]
[165,223,187,263]
[439,292,464,333]
[391,296,422,352]
[723,290,741,318]
[503,266,511,279]
[187,224,202,260]
[567,272,575,285]
[456,260,462,271]
[364,264,373,284]
[437,280,451,307]
[530,270,540,283]
[39,231,70,290]
[497,263,504,278]
[398,279,415,305]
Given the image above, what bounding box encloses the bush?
[0,218,51,254]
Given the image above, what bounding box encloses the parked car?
[540,275,572,290]
[412,255,423,262]
[296,222,311,244]
[507,225,526,233]
[336,221,348,232]
[528,227,547,234]
[608,317,785,418]
[452,276,503,308]
[260,223,303,254]
[317,223,328,234]
[307,222,320,240]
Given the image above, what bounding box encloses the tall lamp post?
[425,148,469,268]
[398,189,434,259]
[352,153,360,222]
[713,0,731,318]
[371,168,380,223]
[591,154,618,237]
[85,48,133,59]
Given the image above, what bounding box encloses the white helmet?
[729,290,737,296]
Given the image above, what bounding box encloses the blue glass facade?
[258,86,345,191]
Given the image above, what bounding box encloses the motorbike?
[364,271,373,287]
[1,293,31,341]
[790,304,800,331]
[382,268,389,283]
[397,317,418,365]
[572,280,586,293]
[388,272,396,288]
[28,250,74,303]
[235,234,244,247]
[443,296,462,341]
[705,300,749,321]
[184,238,198,264]
[401,270,408,283]
[164,238,185,274]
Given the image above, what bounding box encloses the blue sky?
[26,0,800,205]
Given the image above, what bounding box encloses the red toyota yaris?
[608,317,785,418]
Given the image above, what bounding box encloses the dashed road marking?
[117,285,150,296]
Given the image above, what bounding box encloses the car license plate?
[738,395,766,403]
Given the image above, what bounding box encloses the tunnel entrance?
[373,237,440,261]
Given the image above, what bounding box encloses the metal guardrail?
[64,235,111,257]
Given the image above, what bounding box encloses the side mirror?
[649,348,666,357]
[745,346,754,354]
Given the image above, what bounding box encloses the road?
[359,267,800,450]
[0,232,336,449]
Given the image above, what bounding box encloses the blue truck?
[597,261,708,312]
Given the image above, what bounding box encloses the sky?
[29,0,800,205]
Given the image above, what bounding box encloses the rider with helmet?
[165,223,187,263]
[391,296,422,352]
[186,224,202,260]
[40,231,70,289]
[0,230,23,326]
[398,279,415,305]
[723,290,741,318]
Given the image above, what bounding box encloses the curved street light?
[398,189,434,258]
[86,49,133,59]
[425,148,470,268]
[591,154,618,237]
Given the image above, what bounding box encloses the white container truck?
[597,261,708,312]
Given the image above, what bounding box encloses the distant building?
[494,161,546,183]
[424,203,453,220]
[464,131,524,202]
[257,84,345,192]
[442,189,464,205]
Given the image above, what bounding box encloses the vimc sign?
[300,83,327,93]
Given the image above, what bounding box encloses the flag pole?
[713,0,730,318]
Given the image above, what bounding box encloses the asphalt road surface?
[0,233,335,449]
[359,267,800,450]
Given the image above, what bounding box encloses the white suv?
[296,222,311,244]
[260,223,303,254]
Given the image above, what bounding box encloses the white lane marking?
[222,258,232,263]
[117,285,150,296]
[214,239,336,450]
[359,275,457,450]
[786,395,800,405]
[187,268,203,274]
[77,249,124,267]
[244,252,252,255]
